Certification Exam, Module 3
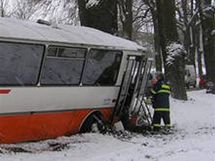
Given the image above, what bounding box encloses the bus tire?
[80,112,106,133]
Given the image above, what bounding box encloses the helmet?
[155,71,164,81]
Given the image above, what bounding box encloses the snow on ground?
[0,90,214,161]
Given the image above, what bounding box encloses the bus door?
[111,55,153,126]
[129,58,153,118]
[111,55,143,120]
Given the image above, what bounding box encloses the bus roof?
[0,17,145,51]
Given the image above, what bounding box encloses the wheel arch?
[79,110,104,132]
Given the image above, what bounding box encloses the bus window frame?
[0,41,46,87]
[80,48,123,87]
[40,45,88,86]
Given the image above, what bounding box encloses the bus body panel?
[0,87,120,114]
[0,87,118,143]
[0,108,112,143]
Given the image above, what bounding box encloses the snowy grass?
[0,90,214,161]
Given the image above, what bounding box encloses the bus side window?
[82,49,122,86]
[0,41,44,86]
[40,46,87,85]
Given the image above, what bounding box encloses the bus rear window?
[0,42,44,86]
[82,49,122,86]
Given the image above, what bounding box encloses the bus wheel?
[80,113,106,133]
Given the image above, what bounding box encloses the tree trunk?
[78,0,118,34]
[154,19,162,72]
[199,0,215,92]
[156,0,187,100]
[152,6,162,72]
[155,52,162,72]
[197,49,203,77]
[196,24,204,77]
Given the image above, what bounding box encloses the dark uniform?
[151,79,171,130]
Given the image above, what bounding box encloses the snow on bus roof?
[0,17,145,51]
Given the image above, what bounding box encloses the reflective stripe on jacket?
[154,108,170,112]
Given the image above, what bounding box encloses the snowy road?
[0,90,214,161]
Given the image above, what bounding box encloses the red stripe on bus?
[0,108,113,144]
[0,89,11,94]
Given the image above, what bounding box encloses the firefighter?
[150,72,171,131]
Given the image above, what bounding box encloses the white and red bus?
[0,17,150,143]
